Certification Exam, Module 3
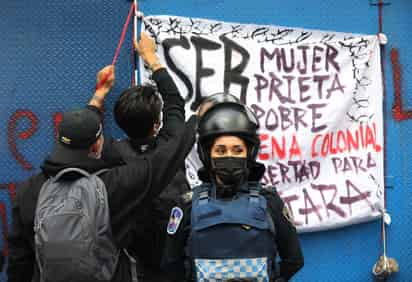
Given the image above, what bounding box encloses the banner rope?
[96,2,136,90]
[378,0,387,211]
[372,1,399,279]
[133,0,142,86]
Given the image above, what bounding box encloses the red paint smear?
[0,183,17,258]
[7,110,38,170]
[391,48,412,121]
[7,183,16,201]
[53,112,63,138]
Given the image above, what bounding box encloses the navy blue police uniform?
[162,100,304,282]
[162,163,304,282]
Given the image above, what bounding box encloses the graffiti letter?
[7,110,38,170]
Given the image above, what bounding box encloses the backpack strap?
[248,182,276,235]
[199,191,209,206]
[248,182,261,204]
[195,184,212,206]
[36,248,45,282]
[53,168,109,183]
[94,168,109,177]
[52,168,90,182]
[123,249,139,282]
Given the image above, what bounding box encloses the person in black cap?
[161,100,304,282]
[88,32,195,282]
[7,34,195,282]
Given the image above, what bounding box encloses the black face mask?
[211,157,249,196]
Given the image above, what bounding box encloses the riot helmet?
[197,92,241,117]
[197,100,260,168]
[197,101,260,196]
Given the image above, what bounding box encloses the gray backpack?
[34,168,120,282]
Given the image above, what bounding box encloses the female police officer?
[162,99,304,282]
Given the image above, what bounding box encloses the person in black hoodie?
[94,33,192,282]
[161,100,304,282]
[7,33,195,282]
[0,252,4,273]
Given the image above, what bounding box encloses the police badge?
[167,207,184,235]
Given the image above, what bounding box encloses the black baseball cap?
[49,108,103,163]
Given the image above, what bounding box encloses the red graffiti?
[7,110,39,170]
[53,112,63,138]
[6,183,16,202]
[0,183,17,257]
[391,48,412,121]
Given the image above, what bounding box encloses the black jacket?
[161,162,304,282]
[7,68,194,282]
[102,119,197,282]
[102,133,194,282]
[0,252,4,273]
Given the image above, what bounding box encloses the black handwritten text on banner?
[141,16,384,232]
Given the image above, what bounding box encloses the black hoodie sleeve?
[102,118,196,247]
[152,68,185,135]
[266,190,304,281]
[0,252,4,273]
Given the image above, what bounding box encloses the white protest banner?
[140,16,384,232]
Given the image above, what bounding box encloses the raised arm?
[134,32,185,135]
[88,65,116,110]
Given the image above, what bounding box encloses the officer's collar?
[198,167,210,182]
[248,161,266,181]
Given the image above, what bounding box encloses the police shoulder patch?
[167,207,184,235]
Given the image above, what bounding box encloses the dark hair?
[114,85,162,139]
